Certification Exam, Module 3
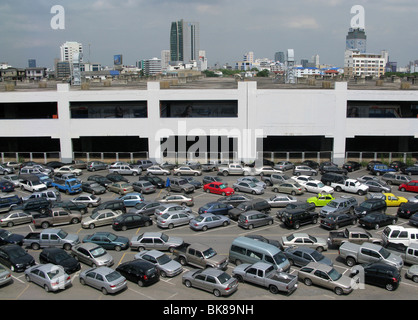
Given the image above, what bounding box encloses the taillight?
[392,277,398,283]
[143,275,148,280]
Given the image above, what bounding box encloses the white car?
[303,180,334,194]
[173,166,202,176]
[54,165,82,176]
[253,166,282,176]
[291,175,316,185]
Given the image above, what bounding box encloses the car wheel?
[346,257,356,267]
[71,218,79,224]
[222,171,228,176]
[268,220,273,225]
[80,278,86,285]
[115,245,121,252]
[138,246,145,252]
[291,191,296,196]
[202,226,208,231]
[400,188,406,192]
[89,223,95,229]
[25,275,31,282]
[184,280,192,288]
[235,275,244,282]
[160,271,167,278]
[304,278,312,286]
[223,221,229,227]
[44,285,50,293]
[273,188,279,193]
[213,289,221,297]
[63,243,71,251]
[31,243,40,250]
[137,280,144,287]
[288,259,294,266]
[41,222,49,229]
[121,225,128,231]
[269,285,279,294]
[179,257,187,266]
[294,221,300,229]
[385,283,395,291]
[334,287,344,295]
[248,224,253,230]
[101,287,108,295]
[412,275,418,283]
[235,259,242,266]
[374,224,380,230]
[316,246,324,252]
[7,222,14,227]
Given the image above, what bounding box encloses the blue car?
[117,192,145,207]
[0,180,14,192]
[198,201,234,215]
[82,232,130,251]
[370,164,396,176]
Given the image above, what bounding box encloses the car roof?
[201,267,224,277]
[142,232,164,238]
[305,262,333,272]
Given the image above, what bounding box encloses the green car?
[82,232,130,251]
[307,194,335,207]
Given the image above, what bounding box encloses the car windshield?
[156,254,171,265]
[219,184,227,189]
[216,272,232,284]
[57,230,68,239]
[317,182,326,188]
[53,251,70,264]
[194,215,205,222]
[379,247,391,259]
[105,271,122,282]
[360,202,373,209]
[311,251,323,261]
[248,182,257,188]
[308,235,317,242]
[7,247,27,259]
[202,248,216,259]
[90,246,107,258]
[107,233,117,241]
[285,234,295,241]
[328,268,342,281]
[160,234,169,242]
[327,201,339,208]
[161,213,170,219]
[273,252,288,264]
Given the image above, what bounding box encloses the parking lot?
[1,164,417,302]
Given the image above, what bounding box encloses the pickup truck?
[327,227,382,248]
[232,262,298,295]
[172,242,229,270]
[18,178,47,193]
[31,207,82,229]
[217,163,253,176]
[384,242,418,265]
[332,179,369,196]
[338,242,403,271]
[201,161,221,172]
[51,178,82,195]
[22,228,80,251]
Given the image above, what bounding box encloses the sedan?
[129,232,184,252]
[80,266,127,295]
[0,180,14,192]
[274,161,294,171]
[1,174,20,187]
[198,202,233,215]
[350,262,401,291]
[117,192,144,207]
[342,161,361,172]
[237,177,266,189]
[320,213,358,230]
[135,249,183,278]
[232,181,264,195]
[87,175,112,187]
[116,259,159,287]
[54,165,82,176]
[281,233,328,252]
[82,232,129,251]
[358,212,398,230]
[71,194,101,208]
[182,268,239,297]
[156,211,195,229]
[132,181,156,194]
[266,194,297,208]
[128,201,162,216]
[81,209,123,229]
[154,204,192,218]
[284,247,333,267]
[81,181,106,195]
[184,177,203,189]
[203,182,234,196]
[298,262,353,295]
[112,213,152,231]
[146,166,170,176]
[189,213,230,231]
[39,248,81,274]
[0,244,35,272]
[0,263,12,286]
[107,182,134,195]
[238,211,274,230]
[25,264,71,292]
[157,194,194,207]
[0,229,24,245]
[71,243,114,267]
[218,194,253,207]
[364,180,391,193]
[173,166,202,176]
[272,182,305,195]
[303,181,334,194]
[253,166,281,176]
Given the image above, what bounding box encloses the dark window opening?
[0,102,58,119]
[70,101,147,118]
[347,101,418,118]
[160,100,238,118]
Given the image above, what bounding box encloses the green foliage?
[256,69,270,77]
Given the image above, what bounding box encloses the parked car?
[134,249,183,278]
[140,175,166,189]
[107,182,134,195]
[284,246,333,267]
[173,166,202,176]
[238,210,273,229]
[402,166,418,176]
[272,181,304,195]
[71,242,114,267]
[367,161,382,171]
[382,173,411,186]
[129,232,183,252]
[132,180,156,194]
[233,181,264,195]
[301,160,319,169]
[319,196,358,217]
[157,194,194,207]
[108,164,141,176]
[253,166,281,176]
[0,263,12,286]
[370,164,396,176]
[0,211,32,228]
[267,194,297,208]
[0,244,35,272]
[116,259,159,287]
[389,161,407,172]
[281,233,328,252]
[297,262,354,295]
[81,209,123,229]
[87,161,108,172]
[183,177,203,189]
[71,194,101,208]
[399,180,418,193]
[198,202,233,215]
[136,160,154,169]
[112,213,152,231]
[1,174,20,187]
[354,199,387,218]
[280,208,319,230]
[342,161,361,172]
[190,213,230,231]
[54,165,82,176]
[303,180,334,194]
[350,262,401,291]
[306,193,335,207]
[146,166,170,176]
[39,247,81,274]
[202,176,224,185]
[81,181,106,195]
[0,180,14,193]
[237,177,266,189]
[154,204,192,217]
[203,182,234,196]
[116,192,144,207]
[320,213,357,230]
[274,161,294,171]
[79,266,127,294]
[405,265,418,283]
[358,212,398,230]
[293,166,318,176]
[51,201,88,214]
[397,202,418,219]
[0,229,24,246]
[182,268,238,297]
[87,175,112,187]
[106,173,129,183]
[82,232,129,251]
[24,263,71,292]
[363,179,391,193]
[218,194,253,207]
[156,211,195,229]
[127,201,161,216]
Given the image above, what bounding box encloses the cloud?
[282,16,320,30]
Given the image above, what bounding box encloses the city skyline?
[0,0,417,69]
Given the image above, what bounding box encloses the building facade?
[170,19,200,65]
[60,41,83,63]
[346,28,367,53]
[344,50,387,78]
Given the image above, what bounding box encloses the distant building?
[170,19,200,65]
[55,61,71,79]
[344,49,386,78]
[28,59,36,68]
[60,41,83,62]
[274,52,285,63]
[25,67,47,81]
[346,28,367,53]
[144,57,162,76]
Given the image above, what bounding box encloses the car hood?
[166,237,184,246]
[4,234,24,244]
[232,263,252,274]
[11,252,34,266]
[334,274,353,289]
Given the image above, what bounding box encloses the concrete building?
[0,80,417,165]
[170,19,200,65]
[143,58,162,76]
[344,50,387,78]
[60,41,83,63]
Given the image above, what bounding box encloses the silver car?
[0,211,32,227]
[24,263,71,292]
[132,181,156,194]
[233,181,264,195]
[81,209,123,229]
[135,249,183,278]
[0,263,12,286]
[182,268,239,297]
[281,233,328,252]
[284,247,333,267]
[71,194,101,208]
[146,166,170,176]
[297,262,354,295]
[267,194,297,208]
[293,165,318,176]
[154,203,192,218]
[71,242,114,267]
[79,266,127,295]
[156,211,195,229]
[237,177,266,189]
[189,213,230,231]
[129,232,184,252]
[173,166,202,176]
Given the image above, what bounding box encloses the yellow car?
[382,193,408,207]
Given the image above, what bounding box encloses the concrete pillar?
[55,84,73,163]
[332,82,348,166]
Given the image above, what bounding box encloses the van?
[228,199,271,220]
[22,190,61,202]
[229,237,290,272]
[92,199,126,214]
[321,173,346,186]
[382,226,418,246]
[0,195,22,213]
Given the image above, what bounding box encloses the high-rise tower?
[346,28,367,53]
[170,19,200,64]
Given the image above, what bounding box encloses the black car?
[81,181,106,195]
[92,199,126,214]
[301,160,319,169]
[320,166,348,175]
[141,175,166,189]
[128,201,162,216]
[11,198,50,214]
[397,202,418,219]
[0,180,14,192]
[0,229,24,246]
[87,175,112,187]
[358,212,398,230]
[202,176,224,185]
[39,247,81,274]
[410,212,418,227]
[321,173,346,186]
[116,259,160,287]
[51,201,88,214]
[320,213,357,230]
[0,244,35,272]
[342,161,361,172]
[280,208,319,229]
[112,213,152,231]
[106,173,129,183]
[277,201,315,219]
[0,194,22,213]
[401,166,418,176]
[351,262,401,291]
[389,161,407,172]
[354,199,387,218]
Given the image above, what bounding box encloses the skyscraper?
[346,28,367,53]
[170,19,200,64]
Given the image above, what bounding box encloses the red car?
[203,182,235,196]
[399,180,418,193]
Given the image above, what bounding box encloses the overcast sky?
[1,0,417,69]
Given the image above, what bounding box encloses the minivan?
[382,226,418,246]
[229,237,290,272]
[321,173,346,186]
[228,199,271,220]
[0,195,22,213]
[237,210,273,229]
